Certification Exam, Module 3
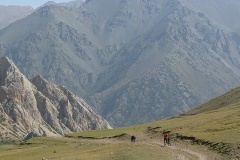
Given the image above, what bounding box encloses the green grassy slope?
[69,103,240,159]
[184,86,240,115]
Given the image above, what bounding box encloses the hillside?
[0,0,240,127]
[184,86,240,115]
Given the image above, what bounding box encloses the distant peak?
[0,56,16,68]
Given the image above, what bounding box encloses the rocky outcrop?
[0,56,111,141]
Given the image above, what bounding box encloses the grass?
[0,89,240,159]
[185,86,240,115]
[0,137,170,160]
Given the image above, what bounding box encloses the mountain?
[0,56,111,142]
[0,5,34,30]
[0,0,240,127]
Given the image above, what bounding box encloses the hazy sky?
[0,0,74,8]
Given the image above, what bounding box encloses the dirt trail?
[133,132,221,160]
[150,142,206,160]
[165,144,206,160]
[94,132,222,160]
[133,132,208,160]
[177,147,206,160]
[97,138,209,160]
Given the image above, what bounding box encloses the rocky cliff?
[0,56,111,142]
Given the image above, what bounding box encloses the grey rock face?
[0,56,111,141]
[0,0,240,127]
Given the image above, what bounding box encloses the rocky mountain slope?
[0,5,34,30]
[0,56,111,142]
[0,0,240,127]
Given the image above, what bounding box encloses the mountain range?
[0,56,111,142]
[0,0,240,127]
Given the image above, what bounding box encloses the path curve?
[170,145,206,160]
[95,137,209,160]
[149,142,206,160]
